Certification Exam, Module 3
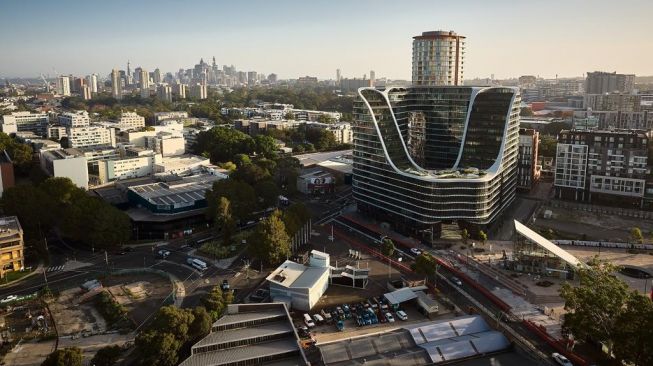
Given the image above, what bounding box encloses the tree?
[284,111,295,120]
[282,203,310,237]
[381,238,395,257]
[189,307,212,342]
[559,259,630,356]
[631,227,644,244]
[205,179,257,224]
[214,197,236,246]
[413,253,436,277]
[41,347,82,366]
[254,135,278,159]
[249,210,291,264]
[149,306,194,344]
[201,285,232,321]
[613,292,653,366]
[255,179,280,209]
[520,107,534,117]
[461,229,469,245]
[90,345,122,366]
[539,136,558,158]
[478,230,488,244]
[135,331,181,366]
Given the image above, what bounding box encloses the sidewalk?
[0,263,44,289]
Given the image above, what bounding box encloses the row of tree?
[221,85,354,113]
[0,177,130,259]
[193,127,279,163]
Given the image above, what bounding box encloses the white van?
[303,313,316,328]
[187,258,208,272]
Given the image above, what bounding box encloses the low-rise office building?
[267,251,331,311]
[67,125,116,148]
[127,174,223,214]
[111,111,146,131]
[1,111,49,136]
[297,170,336,195]
[0,216,24,278]
[40,149,90,189]
[555,129,651,208]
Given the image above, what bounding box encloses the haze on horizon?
[1,0,652,80]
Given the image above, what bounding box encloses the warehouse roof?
[128,174,221,207]
[266,260,329,289]
[180,338,300,366]
[194,321,293,349]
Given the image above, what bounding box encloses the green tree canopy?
[254,135,278,159]
[631,227,643,243]
[194,127,254,163]
[135,330,181,366]
[90,345,122,366]
[413,253,437,277]
[41,347,83,366]
[205,179,256,223]
[249,210,291,264]
[282,203,311,237]
[381,238,395,257]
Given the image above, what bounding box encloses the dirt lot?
[49,288,107,335]
[101,273,173,326]
[532,204,653,242]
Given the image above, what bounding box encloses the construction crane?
[40,73,50,92]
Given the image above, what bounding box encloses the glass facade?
[353,86,520,239]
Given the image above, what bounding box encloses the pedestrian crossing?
[46,265,65,272]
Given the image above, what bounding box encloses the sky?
[1,0,652,80]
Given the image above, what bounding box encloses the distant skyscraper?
[153,68,162,84]
[111,69,122,100]
[370,70,375,86]
[139,69,149,90]
[174,84,186,99]
[247,71,257,86]
[412,30,465,86]
[267,73,278,83]
[55,76,70,96]
[127,60,132,85]
[86,74,98,94]
[336,69,341,83]
[157,85,172,102]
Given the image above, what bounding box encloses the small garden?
[94,291,133,330]
[199,230,250,259]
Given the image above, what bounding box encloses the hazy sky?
[1,0,652,80]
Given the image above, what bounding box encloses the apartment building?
[67,125,116,148]
[59,110,91,128]
[584,93,641,112]
[573,110,653,130]
[555,129,651,208]
[0,217,24,278]
[113,112,146,131]
[412,30,465,86]
[585,71,635,94]
[517,128,540,191]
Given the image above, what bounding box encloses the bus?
[187,258,208,272]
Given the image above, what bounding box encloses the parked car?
[320,309,333,323]
[342,304,351,319]
[336,320,344,331]
[385,312,395,323]
[552,353,573,366]
[304,313,316,328]
[297,326,310,338]
[396,310,408,321]
[410,248,422,256]
[313,314,324,324]
[157,250,171,259]
[450,276,463,286]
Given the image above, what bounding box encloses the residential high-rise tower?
[412,30,465,86]
[111,69,122,100]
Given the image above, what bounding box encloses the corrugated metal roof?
[179,338,300,366]
[514,220,586,269]
[194,321,292,349]
[383,287,418,305]
[211,309,286,329]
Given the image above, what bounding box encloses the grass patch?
[199,230,251,259]
[2,269,34,284]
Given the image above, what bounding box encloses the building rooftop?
[0,216,22,241]
[180,338,301,366]
[295,150,353,167]
[211,308,287,329]
[194,321,292,349]
[156,154,210,172]
[128,174,220,207]
[266,260,329,289]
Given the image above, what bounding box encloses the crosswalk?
[46,265,65,272]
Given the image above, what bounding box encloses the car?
[385,312,395,322]
[157,250,171,259]
[552,353,573,366]
[249,288,269,302]
[221,280,230,291]
[304,313,316,328]
[1,295,17,303]
[450,276,463,286]
[410,248,422,256]
[297,326,310,338]
[313,314,324,324]
[396,310,408,321]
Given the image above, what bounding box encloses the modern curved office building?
[353,86,520,241]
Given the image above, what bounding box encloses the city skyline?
[2,0,653,80]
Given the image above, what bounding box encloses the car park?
[396,310,408,321]
[552,353,573,366]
